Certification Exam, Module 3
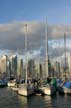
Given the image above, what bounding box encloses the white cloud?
[0,21,71,60]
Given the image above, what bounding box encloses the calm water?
[0,88,71,108]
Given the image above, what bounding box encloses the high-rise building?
[55,61,60,78]
[28,59,35,78]
[0,55,10,79]
[17,58,23,79]
[9,55,17,79]
[68,53,71,76]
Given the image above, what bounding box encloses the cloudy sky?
[0,0,71,60]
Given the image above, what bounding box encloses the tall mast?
[58,41,61,78]
[45,19,49,78]
[64,33,66,79]
[25,24,28,84]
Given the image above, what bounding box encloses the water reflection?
[18,95,28,108]
[18,95,53,108]
[0,88,71,108]
[0,88,20,108]
[43,96,52,108]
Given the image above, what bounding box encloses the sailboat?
[58,34,71,94]
[38,20,56,96]
[18,24,34,96]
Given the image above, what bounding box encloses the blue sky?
[0,0,71,24]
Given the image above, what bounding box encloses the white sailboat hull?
[12,87,18,91]
[58,86,71,94]
[39,86,56,95]
[8,82,16,87]
[64,87,71,94]
[18,85,34,96]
